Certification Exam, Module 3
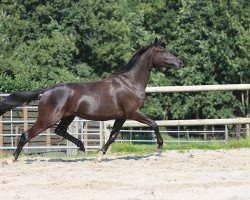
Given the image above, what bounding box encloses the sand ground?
[0,149,250,200]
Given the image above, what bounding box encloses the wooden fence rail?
[106,118,250,128]
[146,84,250,93]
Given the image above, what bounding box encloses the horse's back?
[37,80,124,120]
[37,78,143,121]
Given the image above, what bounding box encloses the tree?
[137,0,249,119]
[0,0,154,91]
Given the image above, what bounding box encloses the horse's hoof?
[95,151,104,162]
[154,149,163,157]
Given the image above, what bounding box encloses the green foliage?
[139,0,249,119]
[65,0,154,75]
[0,0,249,119]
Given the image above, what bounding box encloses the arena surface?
[1,149,250,200]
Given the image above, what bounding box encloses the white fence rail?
[106,118,250,127]
[146,84,250,93]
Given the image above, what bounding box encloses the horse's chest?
[121,91,145,110]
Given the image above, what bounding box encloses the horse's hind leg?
[54,116,85,152]
[13,122,48,160]
[13,103,63,160]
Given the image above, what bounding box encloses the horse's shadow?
[24,154,157,164]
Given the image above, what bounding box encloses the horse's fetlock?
[158,141,163,149]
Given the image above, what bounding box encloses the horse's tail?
[0,89,45,116]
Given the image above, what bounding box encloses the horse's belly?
[75,96,123,120]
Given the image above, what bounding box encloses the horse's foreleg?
[54,116,85,152]
[97,118,126,161]
[130,111,163,154]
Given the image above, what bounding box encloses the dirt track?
[0,149,250,200]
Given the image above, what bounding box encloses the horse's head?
[151,38,184,69]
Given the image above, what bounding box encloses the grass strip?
[0,138,249,158]
[110,137,250,154]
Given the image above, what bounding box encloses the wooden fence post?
[0,116,3,154]
[46,128,51,152]
[246,124,250,137]
[23,108,28,154]
[177,126,180,145]
[204,125,207,140]
[67,117,78,156]
[104,123,110,144]
[225,125,228,143]
[212,125,215,139]
[186,129,189,140]
[15,126,19,147]
[84,122,88,153]
[236,124,241,140]
[83,122,88,146]
[130,127,133,144]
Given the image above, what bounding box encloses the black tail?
[0,89,45,116]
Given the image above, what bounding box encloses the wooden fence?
[0,84,250,154]
[0,105,102,154]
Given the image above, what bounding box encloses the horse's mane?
[112,44,153,76]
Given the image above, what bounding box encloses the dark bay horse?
[0,38,183,161]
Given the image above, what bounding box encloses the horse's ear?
[154,37,159,46]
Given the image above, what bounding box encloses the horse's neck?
[123,51,153,90]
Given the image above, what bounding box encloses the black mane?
[113,44,152,76]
